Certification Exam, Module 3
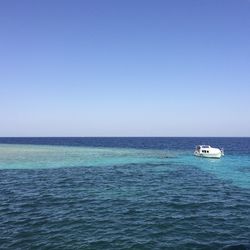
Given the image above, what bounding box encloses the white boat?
[194,145,224,159]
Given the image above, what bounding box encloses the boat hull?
[194,151,222,159]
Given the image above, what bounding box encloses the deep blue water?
[0,137,250,249]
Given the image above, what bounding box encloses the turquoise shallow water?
[1,143,249,189]
[0,144,171,169]
[0,138,250,249]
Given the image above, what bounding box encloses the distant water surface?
[0,137,250,249]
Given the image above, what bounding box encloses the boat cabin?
[195,145,211,154]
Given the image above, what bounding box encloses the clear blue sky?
[0,0,249,136]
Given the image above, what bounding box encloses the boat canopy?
[200,145,211,148]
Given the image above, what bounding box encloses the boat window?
[202,150,210,153]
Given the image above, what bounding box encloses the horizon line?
[0,136,249,138]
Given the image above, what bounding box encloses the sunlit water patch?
[0,144,175,169]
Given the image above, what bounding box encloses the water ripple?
[1,164,250,249]
[1,138,250,249]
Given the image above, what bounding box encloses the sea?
[0,137,250,250]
